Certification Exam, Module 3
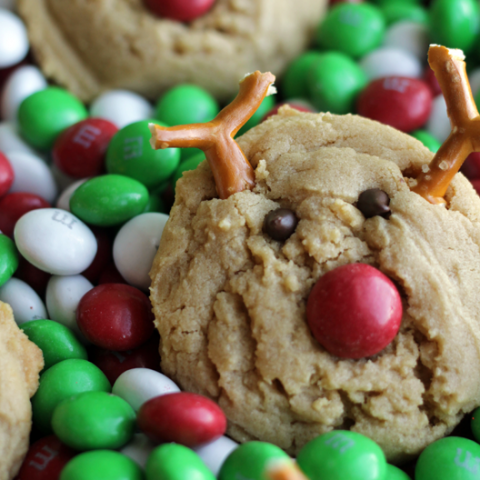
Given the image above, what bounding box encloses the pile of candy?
[1,0,480,479]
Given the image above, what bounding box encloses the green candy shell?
[281,51,324,100]
[0,234,18,286]
[385,464,411,480]
[411,130,441,153]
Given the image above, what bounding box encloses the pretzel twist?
[150,71,276,200]
[265,460,310,480]
[412,45,480,205]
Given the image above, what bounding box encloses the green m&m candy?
[415,437,480,480]
[18,87,88,150]
[411,130,441,153]
[281,51,323,100]
[429,0,480,54]
[106,120,180,190]
[146,444,215,480]
[297,431,387,480]
[385,464,411,480]
[70,174,149,226]
[0,234,18,286]
[218,441,289,480]
[60,451,143,480]
[20,319,87,371]
[32,358,111,433]
[307,52,368,114]
[52,391,136,450]
[381,1,428,26]
[236,94,275,137]
[316,3,386,59]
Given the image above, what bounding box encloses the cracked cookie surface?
[0,302,43,480]
[149,107,480,463]
[17,0,326,102]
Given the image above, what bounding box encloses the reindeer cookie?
[17,0,327,102]
[149,46,480,463]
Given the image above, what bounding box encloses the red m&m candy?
[138,392,227,448]
[76,283,155,351]
[52,118,118,178]
[0,151,14,197]
[357,76,432,133]
[144,0,215,22]
[306,263,402,359]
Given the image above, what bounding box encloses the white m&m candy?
[0,10,28,68]
[14,208,98,275]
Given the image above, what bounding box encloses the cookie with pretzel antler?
[149,47,480,463]
[17,0,327,102]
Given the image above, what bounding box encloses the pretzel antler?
[150,71,276,200]
[265,459,310,480]
[412,45,480,205]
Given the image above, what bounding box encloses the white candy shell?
[426,95,450,143]
[0,10,28,68]
[89,90,153,129]
[383,21,429,62]
[194,436,239,477]
[112,368,180,412]
[14,208,98,275]
[0,277,47,324]
[45,274,93,338]
[56,178,88,212]
[0,122,37,156]
[359,47,422,81]
[1,65,48,121]
[120,434,156,469]
[113,212,169,290]
[7,151,58,203]
[469,68,480,98]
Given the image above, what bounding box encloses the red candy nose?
[306,263,403,359]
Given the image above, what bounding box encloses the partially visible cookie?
[0,302,43,480]
[17,0,327,102]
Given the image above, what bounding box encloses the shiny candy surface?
[0,10,28,68]
[106,120,180,190]
[144,0,216,22]
[0,150,14,197]
[194,436,239,477]
[415,436,480,480]
[15,255,52,297]
[0,233,18,285]
[306,263,402,358]
[18,87,88,150]
[137,392,227,447]
[426,94,450,142]
[113,212,169,290]
[281,51,323,100]
[411,130,441,153]
[14,208,98,275]
[20,319,88,371]
[70,174,149,226]
[0,277,47,324]
[76,283,155,351]
[383,21,429,61]
[113,368,180,412]
[120,433,156,469]
[53,118,118,178]
[55,178,87,212]
[146,443,216,480]
[357,76,433,133]
[32,358,111,434]
[297,431,387,480]
[52,391,136,451]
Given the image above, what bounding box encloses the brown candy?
[263,208,299,241]
[412,45,480,205]
[150,71,276,200]
[357,189,391,219]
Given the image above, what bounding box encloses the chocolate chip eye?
[263,208,299,241]
[357,189,391,219]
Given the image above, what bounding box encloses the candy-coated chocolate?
[120,433,156,469]
[55,179,87,213]
[7,151,58,203]
[113,212,169,290]
[411,130,441,153]
[415,436,480,480]
[380,1,428,26]
[20,319,88,371]
[426,94,449,142]
[0,122,36,156]
[461,152,480,180]
[316,3,385,58]
[14,208,98,275]
[0,277,47,324]
[14,255,51,297]
[137,392,227,447]
[385,464,411,480]
[76,283,155,351]
[144,0,216,22]
[32,358,111,434]
[18,87,88,150]
[218,441,290,480]
[0,233,18,286]
[281,51,323,100]
[357,76,432,133]
[106,120,180,190]
[89,89,153,129]
[146,443,215,480]
[306,263,402,358]
[70,174,149,226]
[0,10,29,68]
[383,21,429,61]
[52,391,136,450]
[16,435,76,480]
[424,66,442,97]
[81,227,113,284]
[97,261,127,286]
[263,208,299,241]
[53,118,118,178]
[113,368,180,412]
[194,436,239,477]
[0,150,14,197]
[297,431,387,480]
[90,334,161,384]
[59,450,143,480]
